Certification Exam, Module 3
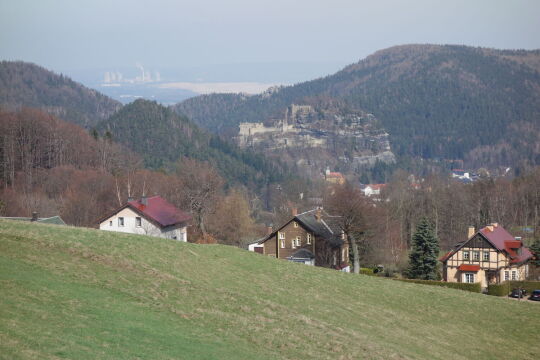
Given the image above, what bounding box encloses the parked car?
[509,288,527,298]
[529,290,540,301]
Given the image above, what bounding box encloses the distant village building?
[361,184,386,197]
[324,168,346,185]
[439,223,532,288]
[254,208,349,272]
[98,195,191,241]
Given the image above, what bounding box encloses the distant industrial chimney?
[31,212,38,222]
[468,226,475,238]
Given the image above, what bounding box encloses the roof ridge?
[320,219,334,234]
[296,209,317,216]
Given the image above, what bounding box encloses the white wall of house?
[99,207,187,242]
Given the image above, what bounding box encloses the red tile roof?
[439,251,452,262]
[128,196,191,227]
[479,224,533,264]
[439,223,533,265]
[458,264,480,272]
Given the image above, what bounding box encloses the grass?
[0,220,539,359]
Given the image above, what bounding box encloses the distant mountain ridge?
[0,61,122,127]
[175,44,540,168]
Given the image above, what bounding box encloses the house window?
[307,234,312,244]
[463,251,469,260]
[279,232,285,240]
[293,221,298,228]
[280,239,285,249]
[504,271,509,281]
[109,220,112,226]
[342,248,345,261]
[472,251,480,261]
[296,236,301,247]
[511,271,517,280]
[464,273,475,283]
[136,217,142,227]
[118,217,124,227]
[483,251,489,261]
[291,239,296,249]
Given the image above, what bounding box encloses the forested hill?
[0,61,121,127]
[96,99,290,188]
[175,45,540,168]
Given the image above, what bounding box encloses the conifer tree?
[407,217,440,280]
[529,237,540,267]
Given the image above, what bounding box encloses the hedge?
[394,278,482,293]
[487,281,540,296]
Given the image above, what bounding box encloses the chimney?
[492,222,498,228]
[31,212,38,222]
[468,226,475,238]
[266,226,273,235]
[291,207,298,216]
[141,195,147,206]
[315,207,322,222]
[486,225,494,232]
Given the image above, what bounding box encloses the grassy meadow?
[0,220,538,359]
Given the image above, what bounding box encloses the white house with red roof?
[98,196,191,241]
[439,223,533,288]
[361,184,386,197]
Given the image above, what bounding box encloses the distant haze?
[1,0,539,102]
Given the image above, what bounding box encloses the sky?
[1,0,540,83]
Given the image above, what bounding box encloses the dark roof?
[288,248,315,259]
[127,196,192,227]
[260,208,344,247]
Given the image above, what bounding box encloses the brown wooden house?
[439,223,533,288]
[257,208,350,271]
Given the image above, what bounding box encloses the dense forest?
[95,99,292,189]
[176,45,540,170]
[0,61,122,127]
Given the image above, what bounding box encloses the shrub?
[360,267,375,276]
[487,283,511,296]
[395,278,481,293]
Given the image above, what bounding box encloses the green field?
[1,220,538,359]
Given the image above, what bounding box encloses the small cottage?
[98,195,191,241]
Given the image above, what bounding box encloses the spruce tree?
[529,237,540,267]
[407,217,440,280]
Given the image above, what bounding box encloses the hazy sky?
[1,0,539,79]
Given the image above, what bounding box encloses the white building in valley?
[98,195,191,241]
